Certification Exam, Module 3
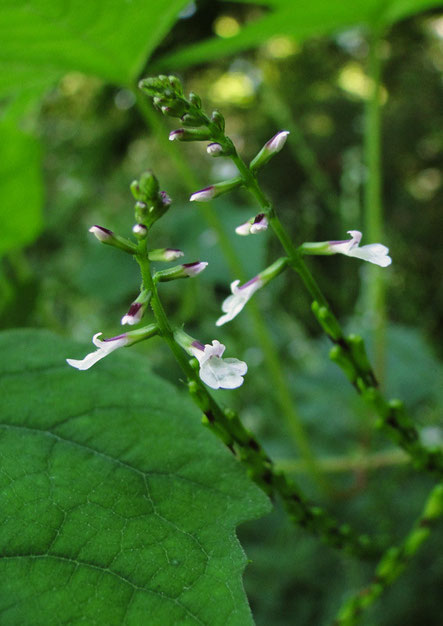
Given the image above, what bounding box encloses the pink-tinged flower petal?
[216,277,263,326]
[67,333,128,371]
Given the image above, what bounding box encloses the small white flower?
[235,213,269,236]
[216,277,263,326]
[329,230,392,267]
[66,333,128,371]
[190,340,247,389]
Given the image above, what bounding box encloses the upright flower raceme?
[189,340,247,389]
[327,230,391,267]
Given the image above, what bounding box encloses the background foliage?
[1,0,443,624]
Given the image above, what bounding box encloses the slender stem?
[135,91,326,491]
[334,483,443,625]
[276,448,409,475]
[134,241,378,559]
[363,30,386,382]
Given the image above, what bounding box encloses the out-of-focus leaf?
[0,328,270,625]
[152,0,443,70]
[0,0,190,95]
[0,119,43,256]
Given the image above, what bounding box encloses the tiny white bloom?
[67,333,128,371]
[190,340,247,389]
[207,142,223,156]
[235,213,269,236]
[216,277,263,326]
[329,230,392,267]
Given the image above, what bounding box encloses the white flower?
[190,340,247,389]
[235,213,269,236]
[328,230,392,267]
[216,277,263,326]
[66,333,128,371]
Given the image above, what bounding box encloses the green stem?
[363,30,386,382]
[276,448,409,475]
[334,483,443,625]
[135,243,378,559]
[135,91,326,491]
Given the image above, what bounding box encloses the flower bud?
[89,226,137,254]
[250,131,290,173]
[211,110,225,132]
[190,177,243,202]
[132,223,148,239]
[154,261,208,282]
[206,143,224,157]
[121,289,151,326]
[169,127,212,142]
[148,248,184,262]
[235,213,268,236]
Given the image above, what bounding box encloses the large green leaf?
[0,0,190,94]
[152,0,443,70]
[0,118,44,256]
[0,329,270,625]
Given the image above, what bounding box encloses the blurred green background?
[1,1,443,624]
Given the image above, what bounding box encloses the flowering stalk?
[141,76,443,478]
[132,211,375,558]
[334,483,443,625]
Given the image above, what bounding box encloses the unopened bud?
[235,213,269,236]
[148,248,184,262]
[207,142,224,157]
[211,110,225,132]
[121,289,151,326]
[190,176,243,202]
[189,92,202,108]
[154,261,208,282]
[132,223,148,239]
[89,226,137,254]
[250,130,290,173]
[169,127,212,142]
